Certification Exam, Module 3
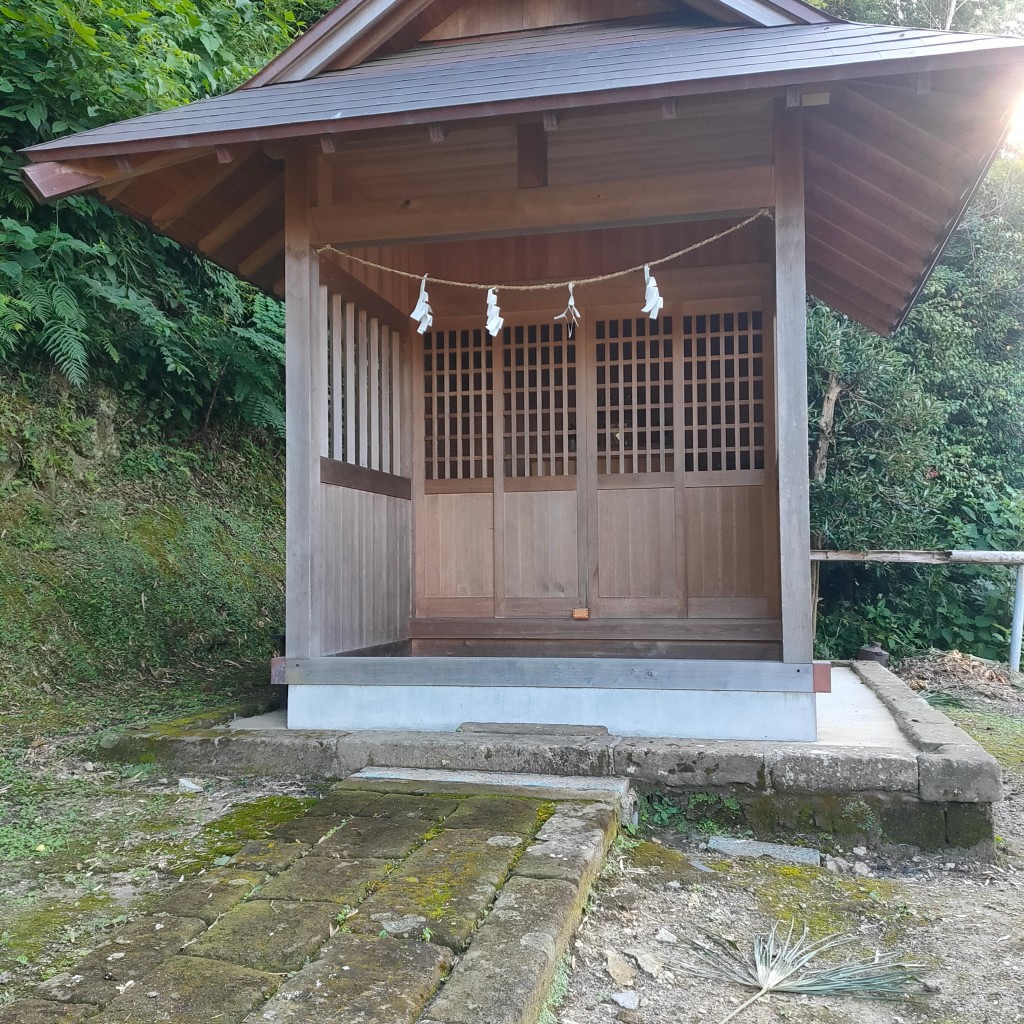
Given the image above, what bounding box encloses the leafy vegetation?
[809,0,1024,660]
[0,0,335,434]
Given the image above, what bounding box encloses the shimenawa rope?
[315,208,772,292]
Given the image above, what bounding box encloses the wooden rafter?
[151,147,257,229]
[805,212,919,290]
[238,229,285,278]
[197,175,284,256]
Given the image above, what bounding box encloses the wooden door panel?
[595,486,678,615]
[684,467,777,619]
[417,491,495,614]
[589,309,682,618]
[502,489,580,611]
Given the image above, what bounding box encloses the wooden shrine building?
[23,0,1024,739]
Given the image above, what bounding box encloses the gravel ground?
[555,655,1024,1024]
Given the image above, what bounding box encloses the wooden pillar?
[773,103,814,664]
[285,150,324,660]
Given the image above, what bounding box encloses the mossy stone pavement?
[2,784,618,1024]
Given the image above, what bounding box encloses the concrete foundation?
[286,681,818,740]
[98,664,1002,854]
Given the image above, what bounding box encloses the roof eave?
[886,118,1013,335]
[21,45,1024,170]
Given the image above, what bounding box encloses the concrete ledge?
[766,746,919,795]
[850,661,1003,802]
[850,661,983,751]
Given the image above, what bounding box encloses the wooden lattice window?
[681,308,766,472]
[423,327,493,480]
[502,322,577,478]
[594,314,675,475]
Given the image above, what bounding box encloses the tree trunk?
[812,371,842,484]
[810,370,843,641]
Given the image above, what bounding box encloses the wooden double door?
[414,302,777,626]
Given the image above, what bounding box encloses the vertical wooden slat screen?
[319,284,330,457]
[380,327,392,473]
[681,307,766,472]
[368,317,381,470]
[594,314,675,475]
[329,294,343,459]
[344,302,357,463]
[423,326,493,480]
[357,309,370,467]
[391,329,402,474]
[320,290,405,476]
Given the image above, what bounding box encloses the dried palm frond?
[675,920,924,1024]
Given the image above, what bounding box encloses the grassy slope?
[0,371,285,739]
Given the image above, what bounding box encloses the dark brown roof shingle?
[23,21,1024,160]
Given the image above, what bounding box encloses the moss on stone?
[349,828,523,950]
[157,795,316,874]
[743,862,911,946]
[0,892,113,973]
[627,841,702,884]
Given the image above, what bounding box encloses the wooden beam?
[320,456,411,499]
[773,101,813,665]
[22,161,103,203]
[806,236,915,304]
[284,150,323,660]
[812,549,1024,565]
[840,85,969,174]
[150,147,256,229]
[805,115,960,211]
[23,148,212,202]
[805,273,894,336]
[808,260,905,322]
[804,147,944,236]
[804,183,932,260]
[516,123,547,189]
[310,165,773,246]
[238,229,285,279]
[805,212,920,291]
[197,174,284,256]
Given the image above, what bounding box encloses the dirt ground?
[0,738,317,1002]
[554,653,1024,1024]
[3,654,1023,1021]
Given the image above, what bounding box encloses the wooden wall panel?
[417,492,495,600]
[547,112,772,188]
[684,484,776,618]
[319,483,411,654]
[596,487,676,599]
[423,0,674,40]
[503,490,579,599]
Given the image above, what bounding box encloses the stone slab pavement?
[1,784,618,1024]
